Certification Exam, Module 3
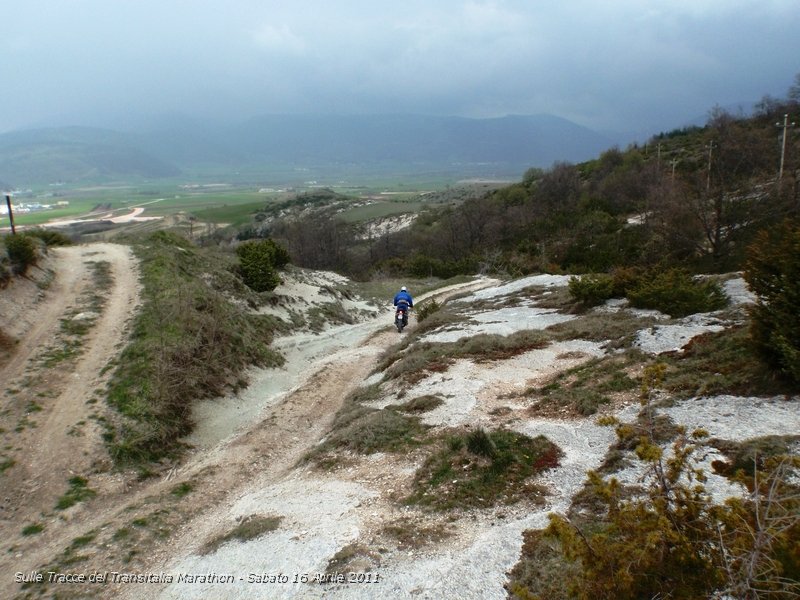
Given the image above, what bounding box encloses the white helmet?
[401,286,407,291]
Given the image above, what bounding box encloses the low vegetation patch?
[55,476,96,510]
[381,330,550,383]
[106,232,284,464]
[22,523,45,536]
[0,456,15,473]
[546,311,656,349]
[528,353,640,416]
[389,395,444,414]
[407,428,561,510]
[415,298,442,322]
[661,325,795,398]
[709,435,800,478]
[305,384,429,467]
[568,273,614,307]
[325,543,380,574]
[2,233,40,275]
[307,302,354,332]
[568,268,729,318]
[170,481,193,498]
[22,228,73,247]
[381,517,453,550]
[200,515,283,555]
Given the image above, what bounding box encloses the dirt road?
[0,243,140,594]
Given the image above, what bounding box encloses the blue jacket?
[393,291,413,308]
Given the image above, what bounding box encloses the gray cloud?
[2,0,798,138]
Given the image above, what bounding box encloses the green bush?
[509,367,800,599]
[2,234,38,274]
[568,273,615,306]
[610,266,644,297]
[235,238,289,292]
[744,220,800,383]
[406,253,478,279]
[626,268,728,317]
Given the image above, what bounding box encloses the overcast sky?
[2,0,799,139]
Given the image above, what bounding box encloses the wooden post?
[4,194,15,234]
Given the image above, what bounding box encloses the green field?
[5,189,284,227]
[2,171,468,230]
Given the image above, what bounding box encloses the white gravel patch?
[633,313,726,354]
[724,277,756,305]
[457,274,571,303]
[325,414,620,600]
[324,511,553,600]
[421,305,574,344]
[514,417,620,500]
[160,476,377,600]
[370,340,605,428]
[663,395,800,440]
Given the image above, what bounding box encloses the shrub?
[625,268,728,317]
[744,220,800,383]
[509,364,800,599]
[3,234,39,274]
[235,239,289,292]
[415,298,441,322]
[568,273,615,306]
[610,266,644,297]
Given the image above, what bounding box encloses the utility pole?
[670,158,680,182]
[776,113,796,180]
[706,142,715,193]
[4,194,15,234]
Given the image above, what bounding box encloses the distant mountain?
[229,113,613,167]
[0,127,180,186]
[0,114,614,186]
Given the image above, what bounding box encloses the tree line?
[263,75,799,280]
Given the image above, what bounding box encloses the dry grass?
[200,515,283,555]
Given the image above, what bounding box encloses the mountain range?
[0,113,614,186]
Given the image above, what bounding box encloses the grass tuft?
[55,476,96,510]
[407,428,562,510]
[200,515,283,555]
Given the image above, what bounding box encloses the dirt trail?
[101,278,500,599]
[0,243,140,593]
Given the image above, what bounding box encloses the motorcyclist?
[393,286,414,327]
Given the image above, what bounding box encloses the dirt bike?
[394,305,409,333]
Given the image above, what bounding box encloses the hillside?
[0,114,613,187]
[1,241,796,598]
[0,127,180,185]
